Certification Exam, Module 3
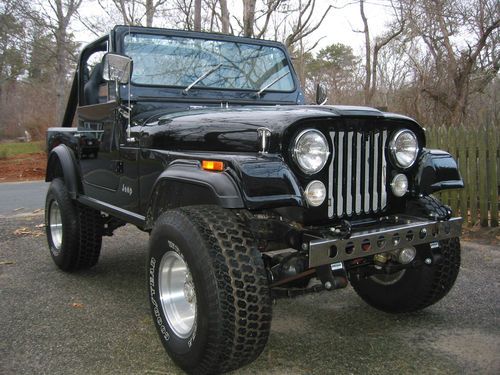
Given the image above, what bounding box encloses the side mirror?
[102,53,133,84]
[316,83,328,105]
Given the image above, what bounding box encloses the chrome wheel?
[370,270,406,285]
[158,250,197,338]
[49,200,63,254]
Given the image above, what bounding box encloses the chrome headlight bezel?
[390,173,409,197]
[304,180,327,207]
[292,129,330,175]
[389,129,419,169]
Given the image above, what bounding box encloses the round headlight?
[304,180,326,207]
[292,129,329,174]
[391,173,408,197]
[389,130,419,168]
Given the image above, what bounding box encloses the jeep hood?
[138,105,420,153]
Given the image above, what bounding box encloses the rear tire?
[148,205,272,374]
[45,178,102,271]
[350,238,461,313]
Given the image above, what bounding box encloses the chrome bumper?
[308,216,462,268]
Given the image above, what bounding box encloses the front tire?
[148,205,272,375]
[45,178,103,271]
[350,238,461,313]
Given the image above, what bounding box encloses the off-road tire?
[350,237,460,313]
[45,178,102,271]
[148,205,272,375]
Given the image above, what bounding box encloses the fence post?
[487,125,498,227]
[478,126,488,227]
[448,128,459,213]
[438,126,450,205]
[458,125,468,223]
[467,129,478,225]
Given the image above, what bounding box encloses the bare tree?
[99,0,169,27]
[144,0,169,26]
[399,0,500,125]
[284,0,332,49]
[23,0,82,123]
[357,0,405,106]
[108,0,139,24]
[165,0,195,30]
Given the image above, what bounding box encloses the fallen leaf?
[13,207,24,212]
[14,227,31,235]
[35,223,45,228]
[0,260,15,265]
[32,209,43,214]
[13,227,44,237]
[71,303,84,308]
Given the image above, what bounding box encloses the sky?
[314,0,392,52]
[74,0,393,55]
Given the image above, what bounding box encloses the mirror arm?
[114,78,120,102]
[126,124,134,142]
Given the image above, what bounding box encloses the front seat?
[84,63,104,105]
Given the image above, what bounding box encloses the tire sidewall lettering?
[149,256,170,342]
[147,207,272,372]
[149,239,198,354]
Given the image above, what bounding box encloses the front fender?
[45,144,81,199]
[414,149,464,194]
[145,160,244,228]
[145,156,305,229]
[233,157,304,210]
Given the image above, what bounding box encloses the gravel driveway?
[1,215,499,375]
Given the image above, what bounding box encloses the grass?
[0,141,45,159]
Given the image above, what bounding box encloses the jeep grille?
[327,129,388,217]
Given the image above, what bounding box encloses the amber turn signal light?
[202,160,224,171]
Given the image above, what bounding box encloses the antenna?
[126,23,132,141]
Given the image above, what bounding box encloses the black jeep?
[45,26,463,374]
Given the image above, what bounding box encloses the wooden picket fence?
[426,124,499,227]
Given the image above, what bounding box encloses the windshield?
[123,33,295,92]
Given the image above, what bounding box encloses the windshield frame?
[116,28,298,94]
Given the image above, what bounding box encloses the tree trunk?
[243,0,256,37]
[220,0,230,34]
[145,0,154,27]
[360,0,372,106]
[51,0,82,126]
[194,0,201,31]
[450,84,468,125]
[55,29,67,125]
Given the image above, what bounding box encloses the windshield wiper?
[255,71,290,98]
[183,63,223,95]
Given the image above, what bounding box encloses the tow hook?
[316,262,348,290]
[423,241,443,266]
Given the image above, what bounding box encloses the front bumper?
[308,216,462,268]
